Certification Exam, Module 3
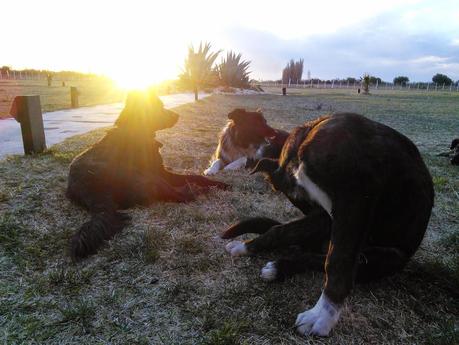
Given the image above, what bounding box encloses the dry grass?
[0,89,458,344]
[0,79,124,118]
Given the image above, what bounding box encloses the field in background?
[0,79,124,118]
[0,90,458,344]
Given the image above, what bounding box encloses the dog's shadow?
[241,247,458,322]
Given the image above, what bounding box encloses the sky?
[2,0,459,86]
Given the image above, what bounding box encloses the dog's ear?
[228,108,246,120]
[250,158,279,175]
[115,91,149,128]
[147,88,165,109]
[451,138,459,150]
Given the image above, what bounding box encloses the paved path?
[0,93,206,160]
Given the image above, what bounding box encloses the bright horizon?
[2,0,459,87]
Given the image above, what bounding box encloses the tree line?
[278,61,458,86]
[0,66,101,80]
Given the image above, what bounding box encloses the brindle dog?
[67,91,227,261]
[222,113,434,336]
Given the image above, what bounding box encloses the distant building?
[307,70,311,80]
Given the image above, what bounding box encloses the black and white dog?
[222,113,434,336]
[204,109,289,175]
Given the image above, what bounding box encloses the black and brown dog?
[204,108,288,175]
[67,90,227,261]
[222,113,434,336]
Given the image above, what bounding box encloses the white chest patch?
[294,163,333,217]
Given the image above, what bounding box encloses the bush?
[216,51,251,89]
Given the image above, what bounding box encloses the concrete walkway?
[0,93,207,160]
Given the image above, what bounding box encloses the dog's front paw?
[203,167,216,176]
[261,261,278,281]
[295,292,341,337]
[225,241,248,257]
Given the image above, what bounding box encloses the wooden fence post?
[70,87,79,108]
[10,96,46,155]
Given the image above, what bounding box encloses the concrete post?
[70,87,79,108]
[10,96,46,155]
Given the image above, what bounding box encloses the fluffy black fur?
[67,90,228,261]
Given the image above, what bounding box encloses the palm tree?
[180,42,221,101]
[217,51,251,88]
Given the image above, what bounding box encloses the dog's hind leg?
[355,246,409,283]
[261,246,409,283]
[225,209,331,257]
[129,177,198,204]
[261,252,326,281]
[161,170,229,190]
[221,217,282,239]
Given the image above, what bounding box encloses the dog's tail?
[221,217,281,239]
[70,211,131,261]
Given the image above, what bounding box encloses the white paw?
[204,167,217,176]
[204,160,223,175]
[225,241,248,257]
[224,157,247,171]
[295,292,341,337]
[260,261,278,281]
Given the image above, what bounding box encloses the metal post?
[9,96,46,155]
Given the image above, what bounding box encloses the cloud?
[222,6,459,82]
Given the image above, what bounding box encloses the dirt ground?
[0,89,458,344]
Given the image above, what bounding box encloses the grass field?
[0,89,458,344]
[0,79,124,118]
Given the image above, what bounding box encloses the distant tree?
[1,66,11,78]
[393,76,409,85]
[432,73,453,85]
[179,42,221,101]
[361,74,370,94]
[369,76,382,84]
[282,59,304,84]
[346,77,357,83]
[217,51,251,88]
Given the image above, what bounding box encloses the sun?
[110,68,164,90]
[104,53,180,90]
